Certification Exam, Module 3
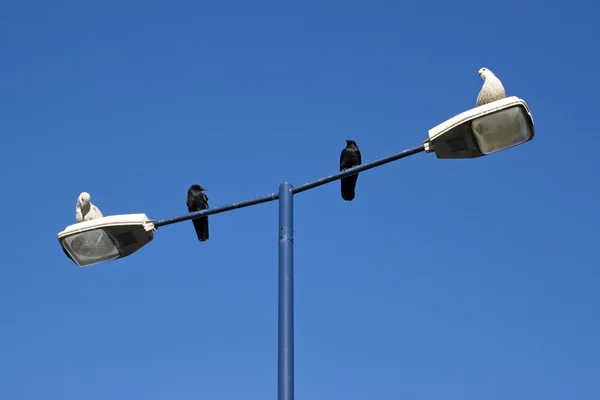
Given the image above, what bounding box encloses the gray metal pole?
[278,182,294,400]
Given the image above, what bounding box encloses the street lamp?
[424,96,534,159]
[58,214,155,267]
[57,97,535,400]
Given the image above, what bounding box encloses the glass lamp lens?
[63,229,119,266]
[471,106,533,154]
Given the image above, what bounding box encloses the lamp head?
[423,96,534,159]
[58,213,155,267]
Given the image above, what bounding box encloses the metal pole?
[292,144,426,194]
[153,192,279,228]
[152,145,425,229]
[278,182,294,400]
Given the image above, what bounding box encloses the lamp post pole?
[152,144,427,400]
[278,182,295,400]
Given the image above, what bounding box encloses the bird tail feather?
[341,187,355,201]
[341,175,358,201]
[192,216,209,242]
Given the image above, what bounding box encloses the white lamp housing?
[58,213,155,267]
[424,96,535,159]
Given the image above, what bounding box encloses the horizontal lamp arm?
[153,143,426,228]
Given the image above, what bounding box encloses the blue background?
[1,1,599,399]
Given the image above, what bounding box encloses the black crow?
[186,184,209,242]
[339,140,362,201]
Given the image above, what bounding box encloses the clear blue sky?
[1,1,599,399]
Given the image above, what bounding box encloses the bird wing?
[476,86,486,106]
[340,150,352,170]
[199,193,209,209]
[76,205,83,222]
[88,204,103,219]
